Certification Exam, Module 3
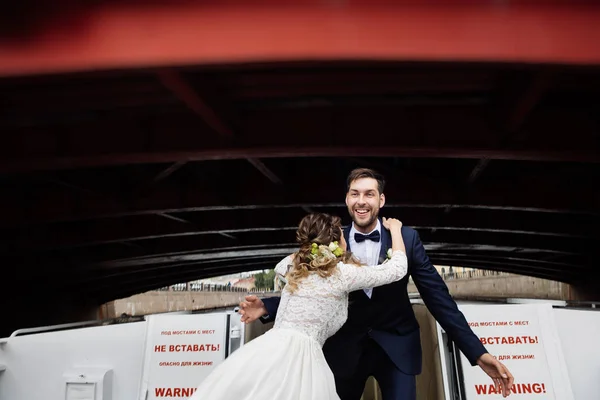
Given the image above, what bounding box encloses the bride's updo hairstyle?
[286,213,360,292]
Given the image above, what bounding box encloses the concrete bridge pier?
[568,282,599,303]
[409,273,599,303]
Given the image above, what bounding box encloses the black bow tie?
[354,230,381,243]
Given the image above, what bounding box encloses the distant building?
[434,265,475,275]
[232,277,256,290]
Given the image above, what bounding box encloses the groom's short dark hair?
[346,168,385,194]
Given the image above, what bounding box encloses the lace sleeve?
[338,250,408,292]
[274,255,294,277]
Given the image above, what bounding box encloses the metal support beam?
[151,161,187,185]
[1,170,596,228]
[2,146,596,175]
[157,69,233,137]
[246,158,282,185]
[9,207,596,251]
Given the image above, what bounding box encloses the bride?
[189,212,407,400]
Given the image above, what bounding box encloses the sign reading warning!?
[455,304,574,400]
[139,313,228,399]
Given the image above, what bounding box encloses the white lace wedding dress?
[189,250,408,400]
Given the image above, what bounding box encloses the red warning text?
[155,387,197,397]
[475,382,547,395]
[497,354,536,360]
[154,344,220,352]
[160,329,217,335]
[468,320,530,327]
[480,336,538,345]
[157,360,214,367]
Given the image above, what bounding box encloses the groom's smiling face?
[345,177,385,233]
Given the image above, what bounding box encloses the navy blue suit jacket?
[262,222,487,376]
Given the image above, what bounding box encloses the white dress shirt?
[348,220,382,298]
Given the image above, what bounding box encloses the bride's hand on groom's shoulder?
[238,295,267,324]
[382,217,402,230]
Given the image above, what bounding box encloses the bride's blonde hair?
[286,213,361,292]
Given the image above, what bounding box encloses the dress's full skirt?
[189,327,339,400]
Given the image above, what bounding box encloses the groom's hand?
[476,353,514,397]
[238,295,268,324]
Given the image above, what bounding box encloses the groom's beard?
[348,205,379,231]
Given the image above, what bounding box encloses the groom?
[240,168,514,399]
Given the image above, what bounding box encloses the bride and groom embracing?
[190,168,514,400]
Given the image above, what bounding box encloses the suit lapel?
[372,219,391,300]
[378,221,391,264]
[343,225,351,247]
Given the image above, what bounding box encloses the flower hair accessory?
[310,241,344,260]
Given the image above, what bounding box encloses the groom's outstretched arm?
[409,228,514,397]
[238,295,280,324]
[260,297,281,323]
[408,229,487,365]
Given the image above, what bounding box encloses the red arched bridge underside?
[0,1,598,308]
